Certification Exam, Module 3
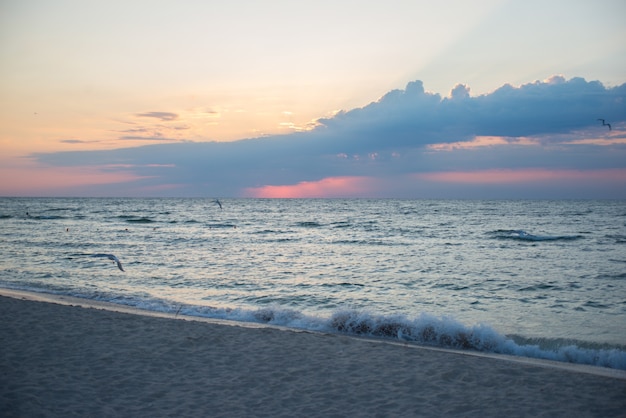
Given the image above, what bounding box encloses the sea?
[1,198,625,370]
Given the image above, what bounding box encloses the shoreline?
[2,287,626,380]
[2,288,626,417]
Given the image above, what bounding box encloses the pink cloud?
[0,164,149,196]
[243,169,626,198]
[243,176,375,198]
[414,168,626,184]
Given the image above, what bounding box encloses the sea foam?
[175,301,626,370]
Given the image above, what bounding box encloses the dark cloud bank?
[35,76,626,197]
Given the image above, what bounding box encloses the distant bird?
[597,118,612,130]
[91,253,125,272]
[214,199,223,210]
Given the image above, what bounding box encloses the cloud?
[449,83,471,100]
[414,168,626,184]
[59,139,99,144]
[30,76,626,198]
[314,76,626,150]
[116,124,190,142]
[244,176,375,198]
[247,168,626,199]
[119,136,181,141]
[427,136,521,151]
[0,163,147,197]
[135,111,179,121]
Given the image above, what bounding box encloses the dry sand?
[1,290,625,417]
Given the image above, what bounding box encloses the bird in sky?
[91,253,125,271]
[597,118,612,130]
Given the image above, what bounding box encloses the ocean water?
[1,198,625,369]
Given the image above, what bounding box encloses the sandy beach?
[1,290,625,417]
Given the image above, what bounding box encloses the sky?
[1,0,625,198]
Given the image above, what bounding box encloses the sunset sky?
[1,0,625,198]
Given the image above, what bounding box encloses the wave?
[125,217,155,223]
[606,234,626,244]
[11,285,623,371]
[518,283,563,292]
[44,207,80,212]
[320,282,365,288]
[491,229,582,242]
[263,237,301,243]
[114,215,156,223]
[331,239,397,246]
[176,305,626,370]
[29,215,66,220]
[206,223,237,229]
[295,221,323,228]
[596,271,626,280]
[260,308,626,370]
[253,229,289,234]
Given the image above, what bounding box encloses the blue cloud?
[33,76,626,196]
[315,76,625,148]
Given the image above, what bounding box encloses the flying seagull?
[597,118,612,130]
[214,199,223,210]
[92,253,125,271]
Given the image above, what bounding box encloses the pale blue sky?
[0,0,625,197]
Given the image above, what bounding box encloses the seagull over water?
[91,253,125,271]
[597,118,612,130]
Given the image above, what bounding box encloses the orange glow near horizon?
[244,176,374,198]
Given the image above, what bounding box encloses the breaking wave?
[26,286,623,371]
[491,229,583,242]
